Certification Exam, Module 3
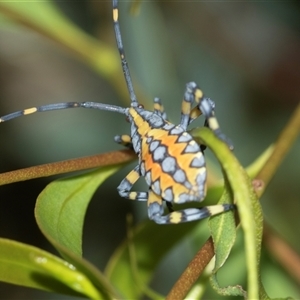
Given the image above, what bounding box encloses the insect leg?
[114,134,133,149]
[180,84,200,130]
[198,97,233,149]
[117,165,148,201]
[184,82,233,149]
[153,97,168,121]
[148,189,235,225]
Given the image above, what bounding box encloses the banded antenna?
[0,0,135,123]
[112,0,138,107]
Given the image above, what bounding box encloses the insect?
[0,0,234,224]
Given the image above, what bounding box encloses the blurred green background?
[0,0,299,298]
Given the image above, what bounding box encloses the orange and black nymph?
[0,0,234,224]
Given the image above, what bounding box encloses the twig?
[166,237,214,300]
[0,149,136,186]
[263,224,300,286]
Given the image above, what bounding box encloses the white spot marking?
[153,146,167,161]
[177,133,192,143]
[149,140,160,152]
[190,155,205,168]
[163,187,174,201]
[161,157,176,173]
[173,169,186,183]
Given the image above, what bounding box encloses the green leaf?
[0,238,102,298]
[209,182,236,272]
[209,153,245,297]
[35,165,124,299]
[0,0,118,78]
[191,127,264,300]
[35,166,121,257]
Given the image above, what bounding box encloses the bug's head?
[125,103,144,122]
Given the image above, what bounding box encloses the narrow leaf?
[191,127,264,299]
[209,182,236,272]
[209,183,246,297]
[0,238,101,298]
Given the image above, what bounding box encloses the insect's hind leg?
[148,190,235,224]
[117,165,148,201]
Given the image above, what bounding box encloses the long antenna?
[112,0,138,107]
[0,102,127,123]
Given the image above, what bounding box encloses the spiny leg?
[117,165,148,201]
[153,97,168,121]
[114,134,133,149]
[148,189,235,224]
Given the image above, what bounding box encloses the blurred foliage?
[0,0,299,299]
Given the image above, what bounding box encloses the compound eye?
[138,104,144,109]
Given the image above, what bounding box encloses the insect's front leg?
[117,165,148,201]
[114,134,133,149]
[153,97,168,121]
[184,82,233,149]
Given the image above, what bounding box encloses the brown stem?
[0,149,136,186]
[166,237,214,300]
[256,103,300,195]
[263,223,300,286]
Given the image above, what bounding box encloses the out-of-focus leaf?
[0,0,118,77]
[246,145,274,179]
[0,238,102,298]
[105,220,200,299]
[0,0,148,104]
